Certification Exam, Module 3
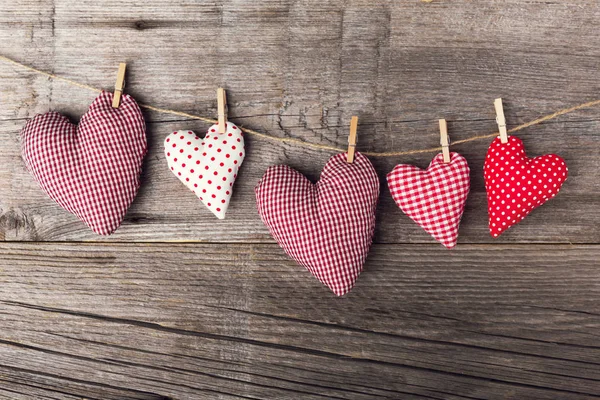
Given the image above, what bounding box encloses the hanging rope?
[2,55,598,157]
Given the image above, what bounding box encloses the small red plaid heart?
[20,91,147,235]
[484,136,567,237]
[255,152,379,296]
[387,152,470,249]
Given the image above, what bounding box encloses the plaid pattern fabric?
[484,136,567,237]
[255,152,379,296]
[20,91,147,235]
[387,152,470,249]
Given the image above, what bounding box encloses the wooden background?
[1,0,599,398]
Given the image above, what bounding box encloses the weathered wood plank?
[1,0,599,242]
[0,242,598,399]
[0,365,171,400]
[1,1,599,398]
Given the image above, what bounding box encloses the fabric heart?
[164,122,245,219]
[20,91,147,235]
[484,136,567,237]
[387,152,470,249]
[255,152,379,296]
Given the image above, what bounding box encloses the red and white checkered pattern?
[20,91,147,235]
[255,152,379,296]
[387,152,470,249]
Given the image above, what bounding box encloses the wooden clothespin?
[347,116,358,163]
[494,98,509,144]
[439,119,450,163]
[112,63,126,109]
[217,88,227,134]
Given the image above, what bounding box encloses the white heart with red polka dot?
[164,122,245,219]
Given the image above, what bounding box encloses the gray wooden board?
[0,243,599,399]
[0,0,599,398]
[1,0,599,243]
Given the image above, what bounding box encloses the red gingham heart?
[20,91,147,235]
[387,152,470,249]
[484,136,568,237]
[164,121,245,219]
[255,152,379,296]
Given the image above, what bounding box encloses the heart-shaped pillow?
[20,91,147,235]
[164,122,245,219]
[255,152,379,296]
[484,136,567,237]
[387,152,470,248]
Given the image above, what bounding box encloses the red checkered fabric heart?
[386,152,470,249]
[484,136,567,237]
[20,91,147,235]
[255,152,379,296]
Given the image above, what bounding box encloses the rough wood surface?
[1,243,600,399]
[1,0,599,243]
[0,0,599,398]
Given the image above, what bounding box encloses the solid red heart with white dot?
[164,122,245,219]
[484,136,567,237]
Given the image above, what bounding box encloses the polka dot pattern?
[164,121,245,219]
[484,136,567,237]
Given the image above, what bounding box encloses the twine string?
[2,55,599,157]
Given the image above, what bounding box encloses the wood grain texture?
[0,0,599,398]
[0,243,599,399]
[0,0,599,243]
